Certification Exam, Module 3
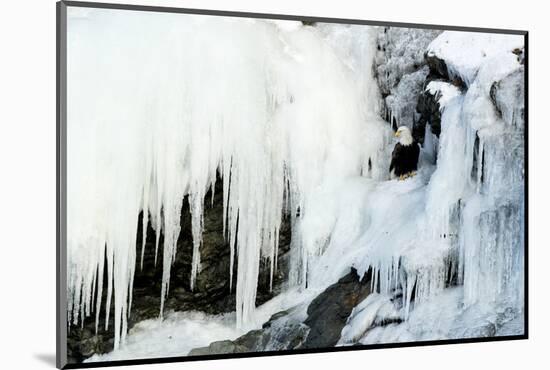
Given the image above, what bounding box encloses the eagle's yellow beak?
[394,131,400,138]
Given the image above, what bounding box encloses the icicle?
[189,192,204,291]
[153,193,162,267]
[104,241,113,331]
[94,243,105,334]
[140,141,153,271]
[210,176,216,207]
[140,207,149,271]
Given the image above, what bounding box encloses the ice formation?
[67,6,525,354]
[329,31,525,343]
[338,293,400,345]
[67,9,388,349]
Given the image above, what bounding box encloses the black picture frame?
[56,1,529,368]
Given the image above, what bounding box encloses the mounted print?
[56,1,528,368]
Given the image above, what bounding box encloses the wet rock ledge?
[189,268,371,355]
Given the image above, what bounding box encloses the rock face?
[413,52,467,145]
[67,177,292,363]
[67,328,112,363]
[374,27,441,130]
[188,267,371,356]
[301,268,371,349]
[415,42,524,147]
[189,310,310,355]
[373,28,472,147]
[414,86,443,143]
[425,52,450,81]
[188,340,249,356]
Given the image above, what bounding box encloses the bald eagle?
[390,126,420,180]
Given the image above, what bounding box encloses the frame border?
[56,1,529,369]
[57,1,68,369]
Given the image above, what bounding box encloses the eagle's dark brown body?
[389,142,420,177]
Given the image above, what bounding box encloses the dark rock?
[425,52,450,81]
[512,47,524,65]
[188,309,310,355]
[301,268,371,349]
[301,20,316,27]
[67,327,112,363]
[414,85,442,144]
[414,45,473,146]
[188,340,249,356]
[235,311,309,351]
[425,52,467,90]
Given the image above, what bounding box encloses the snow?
[425,81,461,108]
[66,6,524,357]
[427,31,524,86]
[86,311,244,362]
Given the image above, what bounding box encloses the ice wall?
[67,9,387,348]
[67,7,525,350]
[327,30,525,343]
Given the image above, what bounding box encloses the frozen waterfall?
[67,8,387,349]
[66,7,525,353]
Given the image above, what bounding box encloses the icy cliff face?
[67,9,388,349]
[67,6,525,357]
[332,30,525,344]
[374,27,441,130]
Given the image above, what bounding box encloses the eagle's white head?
[395,126,413,146]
